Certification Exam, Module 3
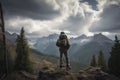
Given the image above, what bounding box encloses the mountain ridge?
[2,31,114,65]
[34,33,114,65]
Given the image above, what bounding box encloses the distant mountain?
[34,33,114,65]
[5,31,18,44]
[70,33,113,65]
[4,31,33,46]
[34,33,59,54]
[4,31,113,65]
[0,31,18,44]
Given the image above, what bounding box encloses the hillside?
[29,49,83,72]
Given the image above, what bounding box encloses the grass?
[30,48,84,72]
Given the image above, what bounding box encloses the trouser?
[59,48,70,67]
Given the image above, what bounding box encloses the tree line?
[0,27,33,76]
[90,35,120,78]
[0,2,33,77]
[90,50,107,72]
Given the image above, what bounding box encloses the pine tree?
[6,47,14,73]
[14,27,33,72]
[0,2,8,76]
[108,35,120,77]
[98,50,107,71]
[0,38,5,76]
[90,55,97,67]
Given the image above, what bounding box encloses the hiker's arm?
[67,38,70,46]
[65,35,70,45]
[56,39,60,47]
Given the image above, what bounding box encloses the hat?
[60,32,65,34]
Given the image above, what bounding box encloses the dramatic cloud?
[89,0,120,33]
[2,0,89,36]
[2,0,60,20]
[1,0,120,38]
[80,0,98,10]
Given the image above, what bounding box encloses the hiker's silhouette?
[56,32,71,70]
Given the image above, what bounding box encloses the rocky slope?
[4,67,120,80]
[37,67,120,80]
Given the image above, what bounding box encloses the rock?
[37,68,77,80]
[3,67,120,80]
[4,71,37,80]
[37,67,120,80]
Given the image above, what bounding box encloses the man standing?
[56,32,71,70]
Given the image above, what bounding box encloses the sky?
[1,0,120,39]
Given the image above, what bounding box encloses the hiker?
[56,32,71,70]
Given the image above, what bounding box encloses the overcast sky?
[1,0,120,39]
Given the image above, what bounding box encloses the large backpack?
[56,39,67,47]
[56,34,67,47]
[60,39,67,46]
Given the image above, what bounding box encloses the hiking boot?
[66,65,71,71]
[60,65,64,68]
[60,65,62,68]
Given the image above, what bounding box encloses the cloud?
[1,0,120,39]
[2,0,85,21]
[57,1,97,36]
[2,0,60,20]
[3,0,90,36]
[80,0,98,10]
[89,1,120,33]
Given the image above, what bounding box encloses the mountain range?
[3,31,114,65]
[5,31,18,44]
[34,33,114,65]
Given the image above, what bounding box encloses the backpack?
[56,34,70,49]
[60,39,67,46]
[56,39,67,47]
